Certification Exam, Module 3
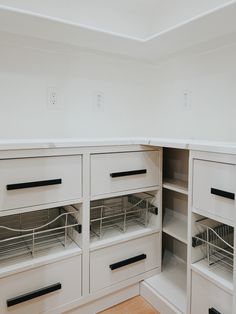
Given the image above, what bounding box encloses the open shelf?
[145,250,187,313]
[159,148,188,312]
[191,259,233,295]
[163,178,188,195]
[163,208,188,244]
[163,148,189,196]
[1,2,236,61]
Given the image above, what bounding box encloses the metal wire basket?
[192,218,234,272]
[90,193,158,239]
[0,206,81,264]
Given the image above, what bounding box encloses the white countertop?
[0,138,148,150]
[188,140,236,155]
[0,137,235,154]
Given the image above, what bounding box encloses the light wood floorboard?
[98,296,160,314]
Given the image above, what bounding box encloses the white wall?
[152,42,236,141]
[0,31,236,141]
[0,6,236,141]
[0,33,155,139]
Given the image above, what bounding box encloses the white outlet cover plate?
[183,90,191,110]
[93,91,105,112]
[47,87,63,111]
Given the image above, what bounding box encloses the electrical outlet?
[183,90,191,110]
[47,88,61,110]
[93,91,104,112]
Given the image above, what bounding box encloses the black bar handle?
[110,169,147,178]
[109,254,147,270]
[7,179,62,191]
[209,308,221,314]
[7,283,62,307]
[211,188,235,200]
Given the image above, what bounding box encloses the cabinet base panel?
[140,282,182,314]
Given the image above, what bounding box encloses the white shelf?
[192,207,234,227]
[0,243,81,279]
[145,250,187,313]
[163,208,188,244]
[1,2,236,61]
[163,178,188,195]
[191,259,233,295]
[90,225,160,251]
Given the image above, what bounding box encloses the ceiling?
[0,0,232,39]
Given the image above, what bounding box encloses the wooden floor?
[98,296,160,314]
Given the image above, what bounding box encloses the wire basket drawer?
[0,205,81,266]
[90,193,158,239]
[192,218,234,272]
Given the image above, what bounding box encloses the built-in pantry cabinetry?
[142,147,236,314]
[0,140,235,314]
[0,2,235,313]
[0,144,162,314]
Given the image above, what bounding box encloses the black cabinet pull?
[7,283,62,307]
[209,308,221,314]
[211,188,235,200]
[7,179,62,191]
[110,169,147,178]
[109,254,147,270]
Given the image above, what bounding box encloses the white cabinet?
[0,145,161,314]
[2,143,235,314]
[0,255,82,314]
[90,150,160,198]
[89,149,161,298]
[191,271,232,314]
[191,152,236,314]
[193,160,235,224]
[90,233,160,293]
[0,155,82,211]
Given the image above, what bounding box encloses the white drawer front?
[91,151,160,198]
[0,255,81,314]
[0,155,82,211]
[90,233,160,292]
[193,160,235,223]
[191,271,232,314]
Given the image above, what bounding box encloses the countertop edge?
[0,137,235,154]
